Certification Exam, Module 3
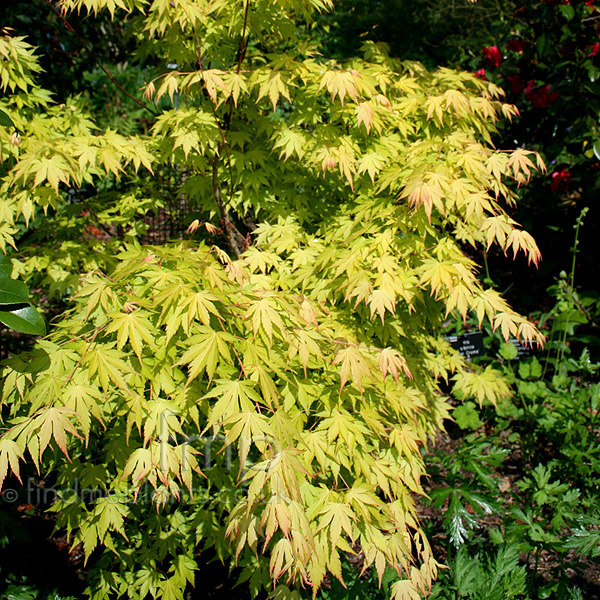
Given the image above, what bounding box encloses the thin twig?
[222,0,251,201]
[236,0,251,76]
[193,31,246,256]
[42,0,160,117]
[212,155,242,257]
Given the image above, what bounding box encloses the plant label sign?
[508,337,535,360]
[446,332,484,359]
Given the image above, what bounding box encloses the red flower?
[507,38,526,53]
[482,46,503,67]
[525,82,559,108]
[550,169,571,192]
[587,42,600,56]
[507,74,527,94]
[474,68,487,80]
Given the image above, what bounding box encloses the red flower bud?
[550,169,571,192]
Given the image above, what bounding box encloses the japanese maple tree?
[0,1,544,598]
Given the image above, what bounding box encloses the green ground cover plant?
[422,212,600,600]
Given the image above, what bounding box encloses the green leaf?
[0,304,46,335]
[499,341,518,361]
[593,140,600,161]
[203,379,261,427]
[178,329,232,381]
[0,108,15,129]
[0,277,30,305]
[0,255,12,277]
[453,402,482,430]
[559,4,575,20]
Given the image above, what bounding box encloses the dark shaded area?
[0,474,261,600]
[0,1,133,102]
[0,475,86,598]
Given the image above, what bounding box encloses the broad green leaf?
[0,255,11,277]
[559,3,574,20]
[0,277,30,305]
[0,304,46,335]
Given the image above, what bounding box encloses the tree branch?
[212,155,242,258]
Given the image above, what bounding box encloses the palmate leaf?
[273,127,307,160]
[178,328,233,381]
[254,70,292,111]
[246,296,286,345]
[121,447,154,488]
[319,69,361,105]
[333,346,369,392]
[0,439,23,489]
[182,290,221,327]
[85,345,131,390]
[32,156,72,193]
[31,406,81,461]
[63,381,105,443]
[420,259,457,298]
[357,152,386,183]
[453,365,511,407]
[355,101,375,133]
[160,576,185,600]
[368,287,396,322]
[224,410,272,467]
[105,310,157,359]
[493,311,520,340]
[203,379,262,428]
[391,580,422,600]
[316,502,356,547]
